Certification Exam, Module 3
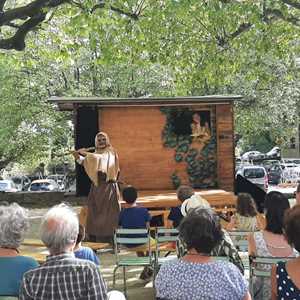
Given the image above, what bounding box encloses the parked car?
[281,158,300,165]
[267,164,283,185]
[236,165,268,191]
[46,174,66,190]
[28,179,60,192]
[265,146,281,159]
[241,151,265,161]
[11,175,31,191]
[0,180,18,192]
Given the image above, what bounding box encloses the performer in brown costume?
[73,132,120,242]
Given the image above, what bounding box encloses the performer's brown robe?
[82,132,120,242]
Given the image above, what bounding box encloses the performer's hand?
[78,148,88,156]
[71,150,80,160]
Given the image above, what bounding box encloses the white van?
[236,165,268,191]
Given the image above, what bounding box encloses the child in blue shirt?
[74,224,100,266]
[119,186,154,279]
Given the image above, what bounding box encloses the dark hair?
[176,185,194,202]
[236,193,258,217]
[284,205,300,252]
[76,224,85,245]
[265,191,290,234]
[179,208,223,254]
[122,186,138,204]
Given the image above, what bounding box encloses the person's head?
[179,208,223,254]
[180,194,211,217]
[76,224,85,246]
[296,183,300,205]
[192,112,201,123]
[176,185,194,202]
[0,203,29,249]
[236,193,258,217]
[95,132,109,149]
[122,186,138,204]
[264,191,290,234]
[283,205,300,252]
[40,203,79,254]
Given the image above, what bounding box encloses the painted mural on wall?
[161,107,217,189]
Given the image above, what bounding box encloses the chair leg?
[123,266,127,298]
[113,266,119,288]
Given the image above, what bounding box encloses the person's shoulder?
[217,260,243,276]
[12,255,39,269]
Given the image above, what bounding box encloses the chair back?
[114,228,151,263]
[250,256,291,278]
[227,230,253,252]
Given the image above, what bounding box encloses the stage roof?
[49,95,243,111]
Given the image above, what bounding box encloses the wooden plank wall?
[99,105,234,191]
[216,104,235,191]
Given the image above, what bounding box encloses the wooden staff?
[54,147,95,157]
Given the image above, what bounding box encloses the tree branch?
[91,2,139,20]
[265,7,300,26]
[0,13,46,50]
[0,0,69,50]
[0,0,6,12]
[282,0,300,10]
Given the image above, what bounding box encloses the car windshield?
[244,168,265,178]
[0,182,8,191]
[30,182,51,191]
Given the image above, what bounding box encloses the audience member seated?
[227,193,265,231]
[167,185,195,228]
[155,208,251,300]
[74,224,100,265]
[295,183,300,205]
[271,205,300,300]
[178,195,244,273]
[19,204,108,300]
[248,191,297,300]
[0,203,38,296]
[119,186,154,280]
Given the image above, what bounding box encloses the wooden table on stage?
[21,239,110,263]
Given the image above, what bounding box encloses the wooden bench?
[22,239,110,252]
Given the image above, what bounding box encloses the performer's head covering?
[95,132,113,153]
[83,132,120,186]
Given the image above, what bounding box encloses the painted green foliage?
[161,107,217,189]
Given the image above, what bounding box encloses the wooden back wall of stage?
[99,104,234,191]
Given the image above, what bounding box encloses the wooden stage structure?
[120,189,236,227]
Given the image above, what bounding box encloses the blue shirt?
[0,255,38,296]
[119,206,151,229]
[119,206,151,248]
[74,246,100,266]
[168,206,183,228]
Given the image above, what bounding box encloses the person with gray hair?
[19,203,108,300]
[167,185,195,228]
[0,203,38,296]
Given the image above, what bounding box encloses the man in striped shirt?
[19,204,107,300]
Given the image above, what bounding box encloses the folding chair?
[113,228,153,296]
[227,230,252,252]
[249,256,291,296]
[153,227,179,280]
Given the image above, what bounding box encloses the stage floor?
[120,189,236,211]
